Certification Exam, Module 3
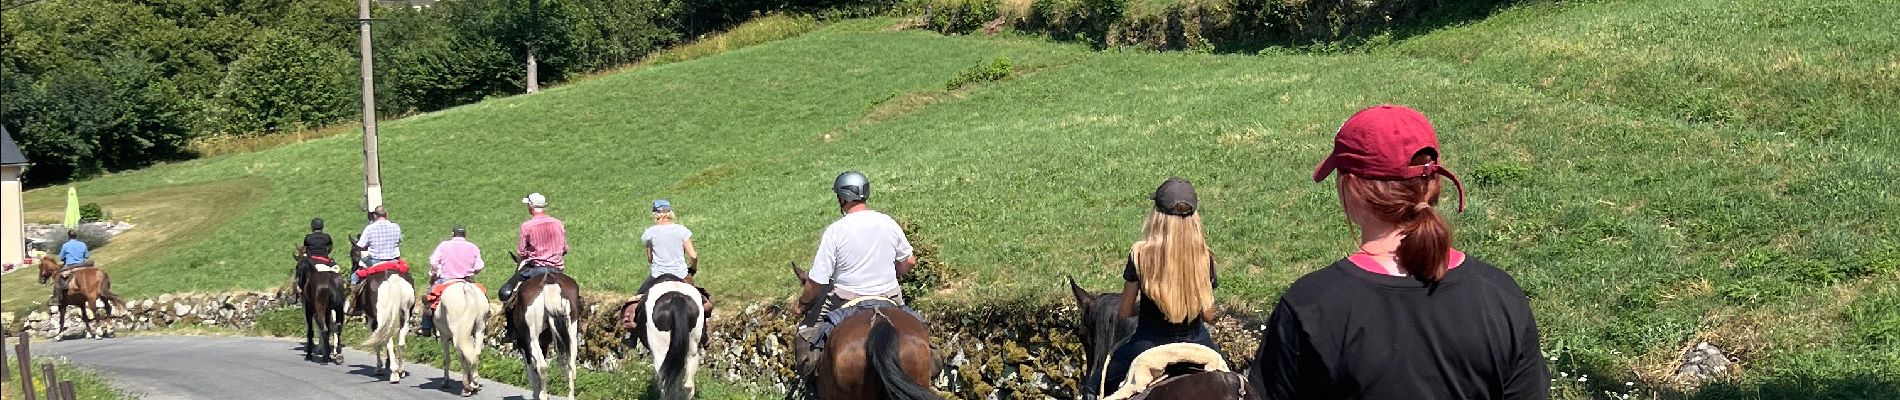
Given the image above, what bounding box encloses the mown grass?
[2,180,271,307]
[3,0,1896,398]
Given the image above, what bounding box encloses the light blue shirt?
[356,219,403,261]
[60,239,89,266]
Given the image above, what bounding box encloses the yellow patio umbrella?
[64,186,80,227]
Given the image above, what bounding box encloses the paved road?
[26,335,557,400]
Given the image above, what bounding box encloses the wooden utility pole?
[524,0,540,93]
[356,0,384,211]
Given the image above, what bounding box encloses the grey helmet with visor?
[834,171,870,203]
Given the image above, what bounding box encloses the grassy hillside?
[5,0,1896,397]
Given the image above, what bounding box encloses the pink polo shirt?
[519,214,568,268]
[429,237,484,281]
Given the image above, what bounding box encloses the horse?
[504,252,581,400]
[36,255,124,339]
[349,237,417,383]
[433,279,490,397]
[1070,276,1136,398]
[1069,279,1254,400]
[642,279,706,400]
[791,264,940,400]
[296,249,347,364]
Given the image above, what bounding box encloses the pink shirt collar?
[1348,248,1466,277]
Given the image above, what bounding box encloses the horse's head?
[790,262,825,317]
[346,234,367,268]
[36,254,62,284]
[1070,276,1136,378]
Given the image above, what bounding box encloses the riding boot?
[418,307,436,337]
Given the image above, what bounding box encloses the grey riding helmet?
[834,171,870,203]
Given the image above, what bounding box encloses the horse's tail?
[99,276,126,316]
[657,292,698,400]
[866,312,941,400]
[360,279,412,349]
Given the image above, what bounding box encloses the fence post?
[40,363,58,400]
[2,331,9,381]
[15,331,33,400]
[58,381,75,400]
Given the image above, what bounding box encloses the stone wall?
[9,288,296,338]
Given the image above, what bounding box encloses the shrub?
[209,29,357,136]
[73,224,112,251]
[79,203,106,223]
[925,0,1001,34]
[945,57,1014,90]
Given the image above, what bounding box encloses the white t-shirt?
[809,210,913,297]
[641,224,693,279]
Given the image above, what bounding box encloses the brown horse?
[295,248,347,364]
[36,255,125,339]
[1069,279,1254,400]
[792,264,940,400]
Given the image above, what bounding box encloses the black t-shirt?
[303,232,333,258]
[1123,256,1219,337]
[1248,256,1549,400]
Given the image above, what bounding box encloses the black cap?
[1151,177,1197,216]
[312,217,325,231]
[451,225,467,237]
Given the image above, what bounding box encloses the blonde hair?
[653,210,676,224]
[1132,211,1214,324]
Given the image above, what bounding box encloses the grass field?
[0,352,131,400]
[4,0,1896,397]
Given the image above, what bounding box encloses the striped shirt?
[518,214,567,268]
[356,219,403,260]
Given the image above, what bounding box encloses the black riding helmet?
[311,217,325,231]
[834,171,870,203]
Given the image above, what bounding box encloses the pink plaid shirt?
[518,214,568,268]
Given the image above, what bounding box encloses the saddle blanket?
[427,280,486,309]
[815,297,922,349]
[355,259,410,279]
[1105,343,1234,400]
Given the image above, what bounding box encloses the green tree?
[210,29,357,136]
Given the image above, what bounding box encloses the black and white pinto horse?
[643,279,707,400]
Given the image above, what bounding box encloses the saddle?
[1104,343,1240,400]
[427,279,485,310]
[354,259,410,279]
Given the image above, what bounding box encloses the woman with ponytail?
[1248,105,1549,400]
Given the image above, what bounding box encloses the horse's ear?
[790,262,808,282]
[1068,276,1094,308]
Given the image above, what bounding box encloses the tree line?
[0,0,892,187]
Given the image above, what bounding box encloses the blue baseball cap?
[652,199,672,212]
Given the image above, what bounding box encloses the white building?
[1,126,30,270]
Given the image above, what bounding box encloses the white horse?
[434,280,490,397]
[509,263,580,400]
[358,273,416,384]
[643,281,706,400]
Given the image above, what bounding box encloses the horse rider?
[499,192,568,302]
[421,225,483,337]
[1085,177,1224,397]
[1248,105,1547,399]
[793,171,919,378]
[296,217,335,291]
[629,199,710,333]
[351,206,403,314]
[638,199,698,294]
[52,229,93,298]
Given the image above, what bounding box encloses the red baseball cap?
[1312,104,1467,212]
